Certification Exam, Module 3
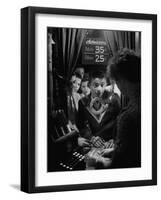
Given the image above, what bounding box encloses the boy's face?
[81,81,89,95]
[90,77,107,98]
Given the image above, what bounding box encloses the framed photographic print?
[21,6,157,193]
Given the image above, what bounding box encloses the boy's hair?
[89,70,106,83]
[107,48,141,83]
[81,73,89,83]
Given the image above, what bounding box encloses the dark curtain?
[47,33,55,112]
[103,30,140,55]
[103,30,141,107]
[57,28,86,81]
[48,28,86,114]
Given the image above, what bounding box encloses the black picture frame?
[21,6,157,193]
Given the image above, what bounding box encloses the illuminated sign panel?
[82,38,111,65]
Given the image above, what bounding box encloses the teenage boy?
[76,71,120,149]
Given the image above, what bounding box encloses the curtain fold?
[49,28,86,113]
[58,28,86,82]
[103,30,137,55]
[47,33,54,112]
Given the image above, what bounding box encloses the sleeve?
[111,113,134,167]
[110,93,121,117]
[76,99,93,139]
[76,100,86,135]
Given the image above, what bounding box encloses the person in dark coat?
[100,48,141,168]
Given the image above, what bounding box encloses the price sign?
[82,38,111,65]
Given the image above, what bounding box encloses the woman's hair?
[107,48,141,83]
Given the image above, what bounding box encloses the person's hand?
[78,137,91,147]
[104,139,115,148]
[100,147,115,157]
[96,156,112,168]
[91,136,105,148]
[85,149,112,169]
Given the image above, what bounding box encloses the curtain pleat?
[70,29,86,77]
[60,28,79,76]
[62,28,66,75]
[67,29,77,78]
[59,28,86,81]
[47,33,54,112]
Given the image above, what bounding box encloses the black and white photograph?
[0,0,159,198]
[47,27,141,172]
[20,7,157,193]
